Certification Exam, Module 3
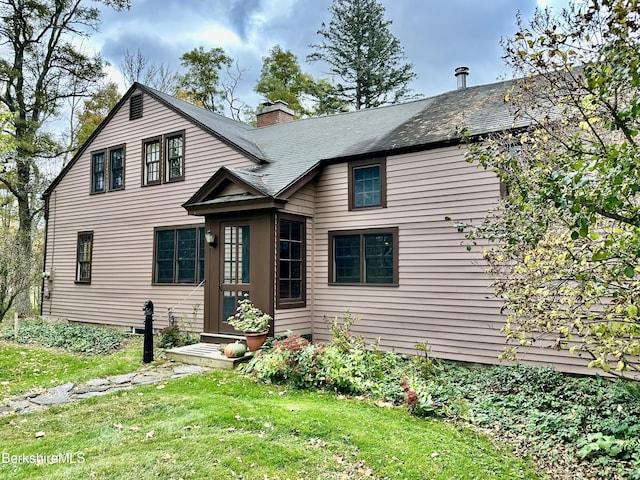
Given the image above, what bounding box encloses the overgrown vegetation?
[1,318,127,355]
[244,314,640,479]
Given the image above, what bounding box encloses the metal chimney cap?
[455,66,469,89]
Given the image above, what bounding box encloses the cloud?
[91,0,573,109]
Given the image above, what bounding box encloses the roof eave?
[184,196,287,216]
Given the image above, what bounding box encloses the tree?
[120,48,177,93]
[255,45,315,117]
[0,0,130,315]
[177,46,233,113]
[0,111,28,321]
[306,78,350,116]
[307,0,417,110]
[74,82,121,150]
[221,60,249,122]
[460,0,640,375]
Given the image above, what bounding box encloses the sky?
[91,0,572,112]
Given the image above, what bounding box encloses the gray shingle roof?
[143,78,521,198]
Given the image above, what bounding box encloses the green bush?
[243,333,404,395]
[1,318,126,354]
[157,325,199,349]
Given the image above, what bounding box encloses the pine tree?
[308,0,417,109]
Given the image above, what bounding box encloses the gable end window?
[348,158,387,210]
[165,132,185,182]
[154,226,205,284]
[109,146,125,190]
[277,215,306,309]
[76,231,93,283]
[91,151,106,193]
[329,227,398,286]
[143,137,161,186]
[129,94,143,120]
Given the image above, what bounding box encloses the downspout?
[39,193,50,316]
[310,201,316,339]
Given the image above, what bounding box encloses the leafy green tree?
[177,47,233,113]
[74,82,121,150]
[0,0,130,315]
[308,0,417,109]
[255,45,314,117]
[255,45,349,117]
[461,0,640,375]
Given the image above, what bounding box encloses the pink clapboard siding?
[307,146,596,374]
[43,88,253,331]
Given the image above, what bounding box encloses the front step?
[200,332,245,344]
[165,343,251,370]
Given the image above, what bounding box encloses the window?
[165,132,184,182]
[278,216,305,308]
[329,227,398,285]
[143,138,161,185]
[76,232,93,283]
[154,226,205,284]
[348,158,387,210]
[109,146,125,190]
[130,94,143,120]
[91,151,105,193]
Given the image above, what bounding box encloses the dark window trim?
[129,94,143,120]
[164,130,186,183]
[276,213,306,309]
[108,144,126,191]
[152,224,205,285]
[348,157,387,211]
[90,149,106,194]
[141,136,162,186]
[328,227,399,287]
[75,231,93,284]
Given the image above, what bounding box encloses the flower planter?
[245,331,268,351]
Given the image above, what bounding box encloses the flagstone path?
[0,363,208,416]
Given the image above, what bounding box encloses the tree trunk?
[14,154,34,317]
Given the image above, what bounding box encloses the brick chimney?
[256,100,294,127]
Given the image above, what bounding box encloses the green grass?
[0,337,144,399]
[0,369,542,480]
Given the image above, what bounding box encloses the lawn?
[0,337,143,399]
[0,361,542,479]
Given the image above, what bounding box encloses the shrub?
[158,325,198,349]
[1,318,126,354]
[242,315,406,396]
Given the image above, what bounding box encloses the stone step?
[165,343,251,370]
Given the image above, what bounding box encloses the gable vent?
[129,94,143,120]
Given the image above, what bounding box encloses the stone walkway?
[0,363,208,416]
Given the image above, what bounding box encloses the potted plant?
[226,295,271,351]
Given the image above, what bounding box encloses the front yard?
[2,319,639,479]
[0,365,539,479]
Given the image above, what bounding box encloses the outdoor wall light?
[205,230,217,247]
